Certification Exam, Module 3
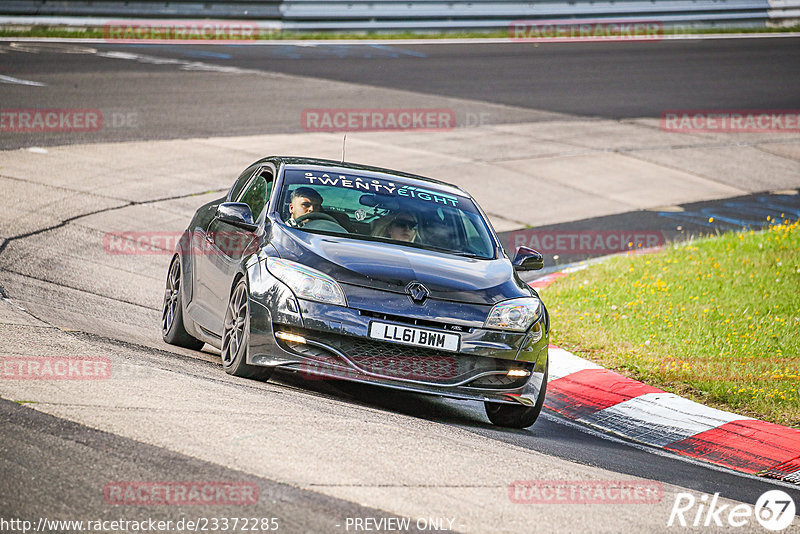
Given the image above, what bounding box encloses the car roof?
[264,156,470,199]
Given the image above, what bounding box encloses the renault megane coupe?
[162,157,549,428]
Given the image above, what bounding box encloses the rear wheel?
[162,256,204,350]
[221,278,274,380]
[485,365,547,429]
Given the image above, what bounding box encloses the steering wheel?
[294,212,339,227]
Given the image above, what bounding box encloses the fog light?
[507,369,530,377]
[276,331,307,344]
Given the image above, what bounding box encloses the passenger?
[372,211,418,242]
[419,217,456,248]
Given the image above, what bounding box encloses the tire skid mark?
[0,187,226,258]
[1,268,160,312]
[0,188,227,345]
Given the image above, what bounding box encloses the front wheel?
[221,278,274,380]
[485,365,547,429]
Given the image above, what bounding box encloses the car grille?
[274,326,530,388]
[333,336,467,382]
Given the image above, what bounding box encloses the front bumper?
[247,262,548,406]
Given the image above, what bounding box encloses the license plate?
[368,321,460,352]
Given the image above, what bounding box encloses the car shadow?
[271,368,497,429]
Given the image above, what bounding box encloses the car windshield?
[278,168,496,259]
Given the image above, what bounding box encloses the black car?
[162,157,549,428]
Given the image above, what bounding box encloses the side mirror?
[512,246,544,271]
[216,202,258,231]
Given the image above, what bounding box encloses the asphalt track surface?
[201,38,800,118]
[1,37,799,532]
[0,398,423,533]
[0,37,798,147]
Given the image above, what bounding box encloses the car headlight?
[484,297,542,332]
[266,257,346,307]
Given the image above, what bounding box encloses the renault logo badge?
[406,282,430,304]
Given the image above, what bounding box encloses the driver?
[288,187,323,226]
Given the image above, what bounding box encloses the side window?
[237,169,273,220]
[229,163,260,201]
[458,211,493,257]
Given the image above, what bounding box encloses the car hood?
[270,226,531,305]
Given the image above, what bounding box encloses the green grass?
[541,219,800,428]
[0,25,798,41]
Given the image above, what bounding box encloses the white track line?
[0,74,46,86]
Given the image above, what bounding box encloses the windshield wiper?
[422,245,483,257]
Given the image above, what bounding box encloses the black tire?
[162,255,205,350]
[485,365,548,429]
[221,277,274,380]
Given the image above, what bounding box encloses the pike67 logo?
[667,489,796,531]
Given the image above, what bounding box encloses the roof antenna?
[341,133,347,163]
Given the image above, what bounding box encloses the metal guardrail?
[0,0,795,28]
[280,0,768,19]
[280,0,772,30]
[767,0,800,25]
[0,1,282,19]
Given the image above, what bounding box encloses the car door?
[188,163,262,332]
[199,165,274,334]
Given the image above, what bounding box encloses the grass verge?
[541,220,800,428]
